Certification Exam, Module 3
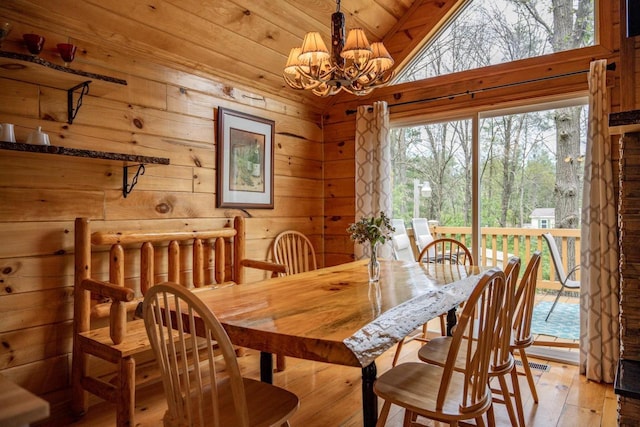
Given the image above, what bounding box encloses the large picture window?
[395,0,595,83]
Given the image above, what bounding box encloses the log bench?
[70,216,285,427]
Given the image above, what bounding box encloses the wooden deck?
[64,332,616,427]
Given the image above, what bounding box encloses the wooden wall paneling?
[0,254,74,295]
[324,196,356,218]
[159,0,304,58]
[0,0,307,108]
[84,0,291,79]
[325,159,356,180]
[3,151,193,195]
[274,175,324,198]
[246,217,323,238]
[0,79,39,117]
[0,188,104,221]
[2,5,325,120]
[0,322,72,370]
[1,354,70,396]
[102,190,218,220]
[125,134,215,169]
[0,287,73,333]
[275,134,324,162]
[326,178,355,199]
[194,167,216,194]
[0,153,116,191]
[0,222,74,259]
[38,88,215,143]
[324,234,355,257]
[281,0,396,41]
[324,138,355,162]
[274,155,323,180]
[101,191,322,220]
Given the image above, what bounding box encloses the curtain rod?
[345,62,616,115]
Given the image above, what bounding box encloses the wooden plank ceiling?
[1,0,443,114]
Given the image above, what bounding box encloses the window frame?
[389,94,589,260]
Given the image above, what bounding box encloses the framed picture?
[216,107,275,209]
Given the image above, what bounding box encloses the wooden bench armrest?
[240,259,287,275]
[81,278,136,302]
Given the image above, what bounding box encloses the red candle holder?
[23,33,45,55]
[57,43,77,65]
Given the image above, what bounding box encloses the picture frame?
[216,107,275,209]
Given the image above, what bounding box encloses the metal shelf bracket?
[123,164,146,198]
[67,81,91,124]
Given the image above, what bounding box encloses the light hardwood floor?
[62,335,618,427]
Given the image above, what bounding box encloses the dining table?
[194,258,488,427]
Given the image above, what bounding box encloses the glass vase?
[368,241,380,283]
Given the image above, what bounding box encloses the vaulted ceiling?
[1,0,462,114]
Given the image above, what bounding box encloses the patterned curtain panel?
[579,59,620,383]
[355,101,392,259]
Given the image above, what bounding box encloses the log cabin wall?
[0,4,324,415]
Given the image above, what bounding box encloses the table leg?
[362,362,378,427]
[260,352,273,384]
[446,307,457,336]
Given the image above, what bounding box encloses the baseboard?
[526,346,580,366]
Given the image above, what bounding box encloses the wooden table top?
[196,259,489,368]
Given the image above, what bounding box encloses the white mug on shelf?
[0,123,16,142]
[26,126,50,146]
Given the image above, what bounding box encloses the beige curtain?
[579,59,619,383]
[355,101,392,259]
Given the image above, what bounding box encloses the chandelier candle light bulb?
[283,0,394,96]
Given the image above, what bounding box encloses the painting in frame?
[216,107,274,209]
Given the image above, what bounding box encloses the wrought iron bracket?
[123,164,146,198]
[67,80,91,124]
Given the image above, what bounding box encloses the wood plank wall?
[323,0,622,266]
[0,9,324,408]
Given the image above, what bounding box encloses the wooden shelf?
[0,141,170,197]
[0,50,126,87]
[0,141,168,165]
[0,50,127,123]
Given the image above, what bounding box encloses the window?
[395,0,595,83]
[391,99,587,233]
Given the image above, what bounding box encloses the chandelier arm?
[284,71,325,90]
[295,64,335,84]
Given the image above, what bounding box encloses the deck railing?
[426,226,581,293]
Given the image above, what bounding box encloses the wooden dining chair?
[143,282,299,427]
[273,230,317,275]
[417,257,524,427]
[271,230,317,371]
[392,237,474,366]
[510,251,542,423]
[374,268,506,427]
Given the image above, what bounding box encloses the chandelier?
[283,0,394,97]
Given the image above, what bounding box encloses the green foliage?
[347,212,395,246]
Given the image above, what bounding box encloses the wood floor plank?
[62,342,617,427]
